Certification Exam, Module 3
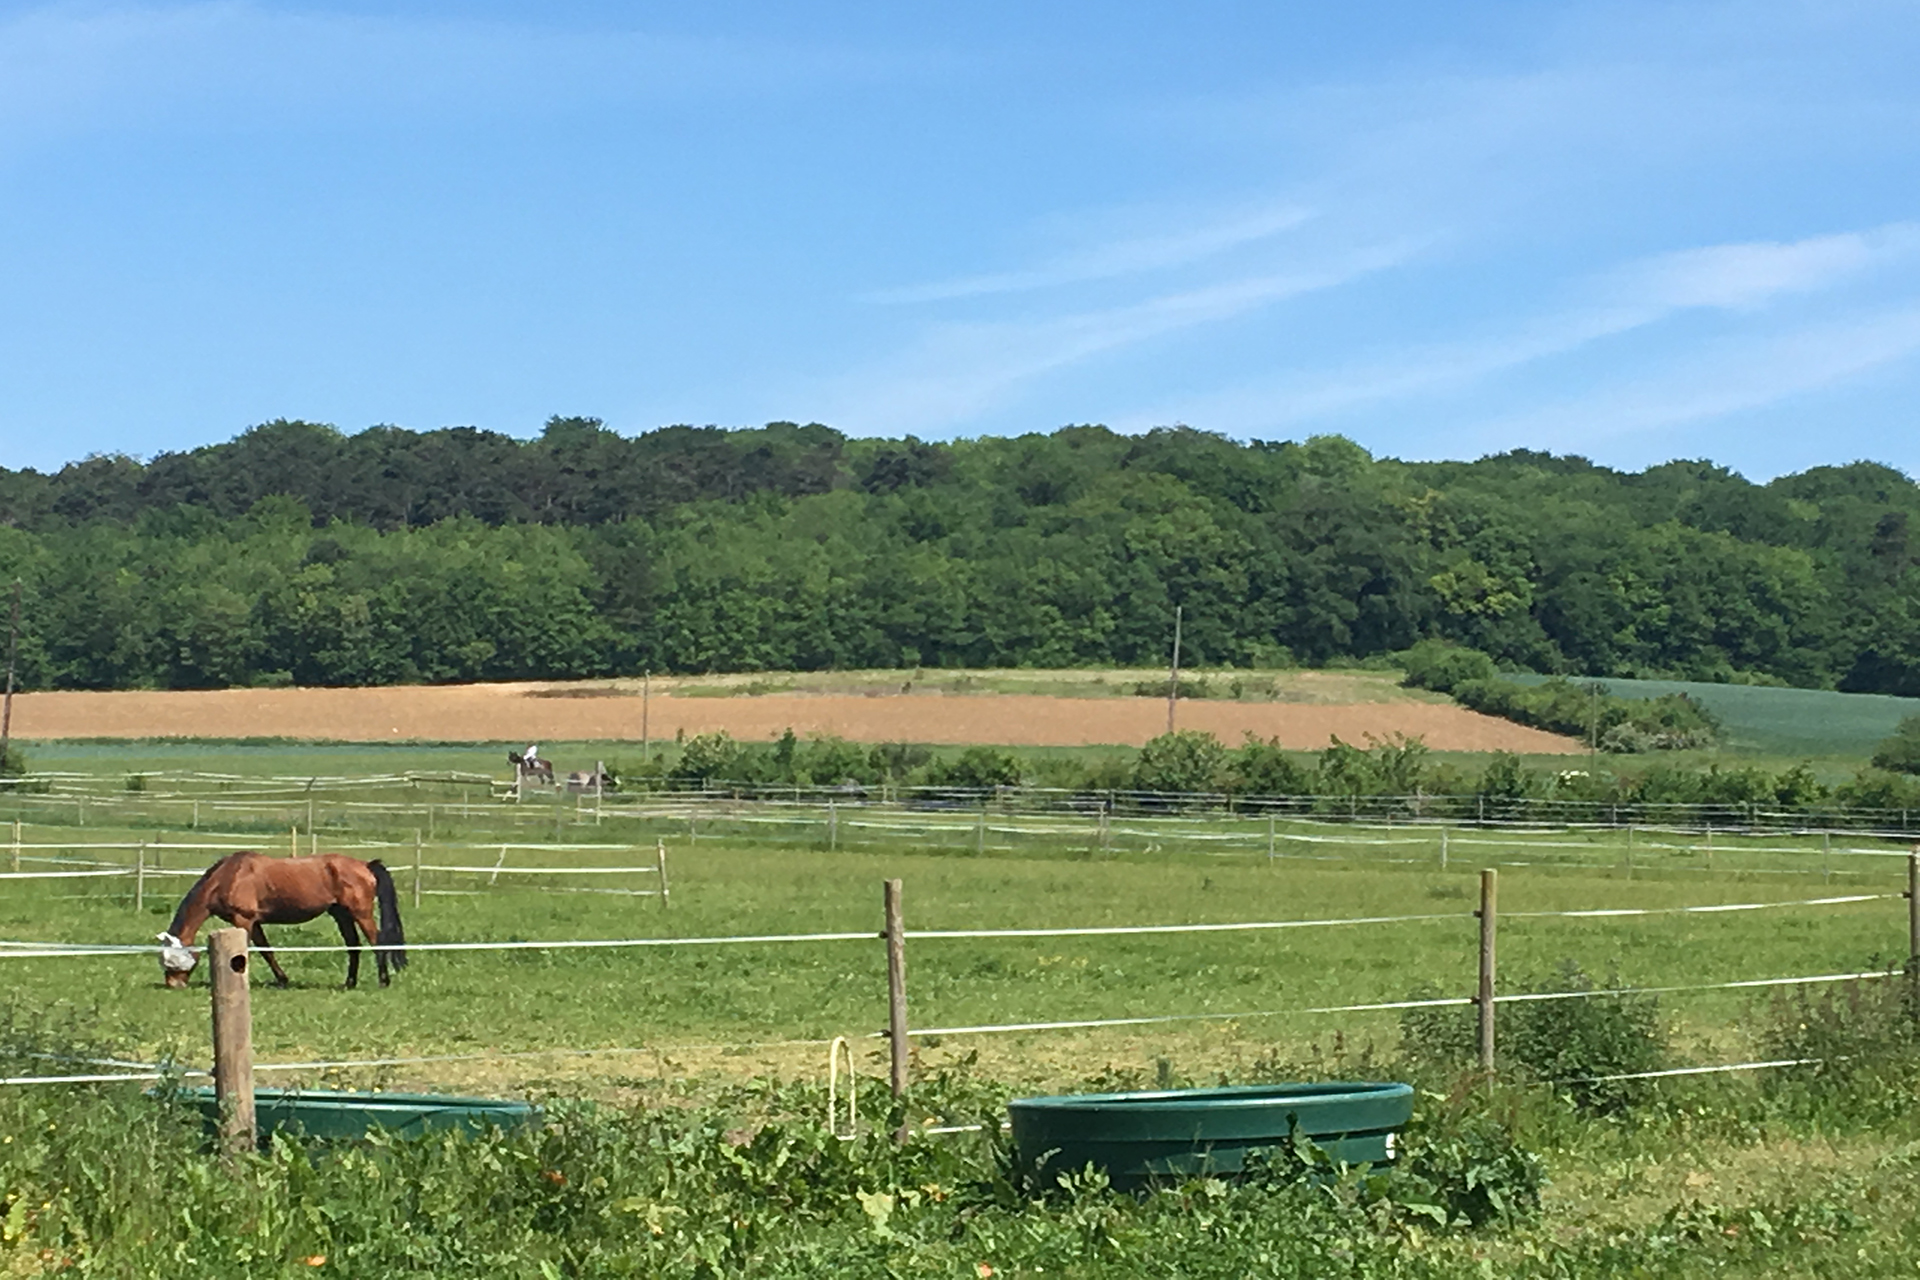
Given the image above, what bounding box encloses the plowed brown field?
[8,683,1581,752]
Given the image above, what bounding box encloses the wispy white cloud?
[826,240,1417,430]
[1618,225,1920,311]
[1121,224,1920,432]
[865,204,1316,303]
[1479,305,1920,449]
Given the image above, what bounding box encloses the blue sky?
[2,0,1917,478]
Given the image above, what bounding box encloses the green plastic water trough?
[1007,1081,1414,1189]
[179,1087,537,1143]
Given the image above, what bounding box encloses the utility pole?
[1166,604,1183,736]
[1589,681,1599,765]
[0,579,20,773]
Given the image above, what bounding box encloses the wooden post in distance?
[1477,869,1497,1075]
[884,879,908,1102]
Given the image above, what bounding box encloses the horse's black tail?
[367,860,409,969]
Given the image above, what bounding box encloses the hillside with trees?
[0,417,1914,693]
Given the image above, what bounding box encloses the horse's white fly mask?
[156,932,198,974]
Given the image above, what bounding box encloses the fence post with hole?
[209,927,255,1156]
[1476,868,1497,1076]
[884,878,908,1105]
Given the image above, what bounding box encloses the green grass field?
[7,745,1920,1276]
[3,794,1909,1103]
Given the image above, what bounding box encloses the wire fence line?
[7,768,1920,838]
[1,1036,846,1087]
[0,890,1896,963]
[3,968,1896,1086]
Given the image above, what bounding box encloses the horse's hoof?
[274,977,290,989]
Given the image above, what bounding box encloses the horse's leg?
[348,902,389,987]
[248,923,291,987]
[328,905,362,989]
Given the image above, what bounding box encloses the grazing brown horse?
[157,852,408,990]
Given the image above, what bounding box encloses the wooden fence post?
[9,818,17,873]
[191,800,199,830]
[1477,869,1498,1076]
[1907,849,1919,980]
[412,829,423,908]
[1439,826,1449,871]
[1267,814,1276,863]
[288,825,297,859]
[209,927,255,1156]
[655,839,669,909]
[1625,825,1634,880]
[1823,831,1832,884]
[975,809,985,855]
[884,879,909,1103]
[828,799,838,851]
[135,841,146,913]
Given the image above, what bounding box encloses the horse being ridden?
[157,852,409,990]
[507,748,554,786]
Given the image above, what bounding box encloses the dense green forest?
[0,417,1915,693]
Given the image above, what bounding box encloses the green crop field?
[1511,674,1920,759]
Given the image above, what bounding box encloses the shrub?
[1398,960,1668,1113]
[1393,1116,1547,1228]
[926,745,1021,790]
[1226,734,1312,796]
[669,731,740,783]
[1756,967,1919,1091]
[1871,714,1920,775]
[1400,639,1497,692]
[1503,960,1667,1113]
[1129,731,1227,794]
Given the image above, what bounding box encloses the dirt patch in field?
[9,682,1580,752]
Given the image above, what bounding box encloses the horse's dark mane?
[166,856,231,937]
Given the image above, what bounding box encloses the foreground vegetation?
[5,976,1919,1277]
[2,420,1918,693]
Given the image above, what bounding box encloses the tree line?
[0,417,1915,692]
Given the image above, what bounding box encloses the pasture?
[2,765,1913,1102]
[7,755,1920,1276]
